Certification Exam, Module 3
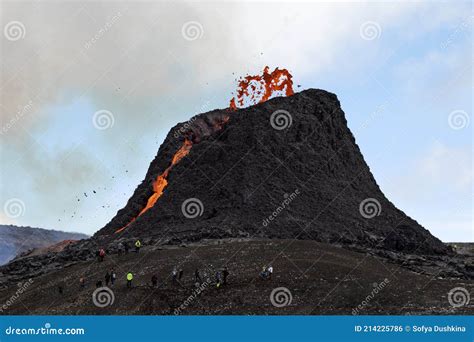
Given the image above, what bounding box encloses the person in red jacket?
[98,248,106,262]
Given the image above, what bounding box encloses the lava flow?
[115,139,192,233]
[116,67,292,233]
[229,66,294,110]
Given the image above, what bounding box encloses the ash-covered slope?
[95,89,450,255]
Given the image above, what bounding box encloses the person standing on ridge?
[172,266,178,285]
[105,271,111,287]
[267,265,273,280]
[98,248,106,262]
[110,270,116,286]
[215,270,223,288]
[223,267,229,285]
[151,274,158,288]
[260,266,269,280]
[194,269,202,285]
[124,241,130,254]
[135,240,141,253]
[126,272,133,288]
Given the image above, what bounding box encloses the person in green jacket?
[126,272,133,288]
[134,240,141,253]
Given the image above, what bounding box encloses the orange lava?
[115,139,192,233]
[116,67,292,234]
[229,66,294,109]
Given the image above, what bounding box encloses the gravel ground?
[0,239,471,315]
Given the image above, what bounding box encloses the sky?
[0,0,472,242]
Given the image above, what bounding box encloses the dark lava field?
[1,239,472,315]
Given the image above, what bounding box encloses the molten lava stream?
[115,139,192,234]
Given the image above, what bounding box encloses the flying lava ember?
[115,67,293,233]
[229,66,294,110]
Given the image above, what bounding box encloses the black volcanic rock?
[95,89,450,255]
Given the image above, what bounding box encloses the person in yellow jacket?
[126,272,133,288]
[134,240,141,253]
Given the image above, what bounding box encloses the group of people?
[259,265,273,280]
[80,267,236,291]
[83,239,274,293]
[79,269,117,290]
[98,240,142,262]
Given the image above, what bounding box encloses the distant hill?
[0,225,89,265]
